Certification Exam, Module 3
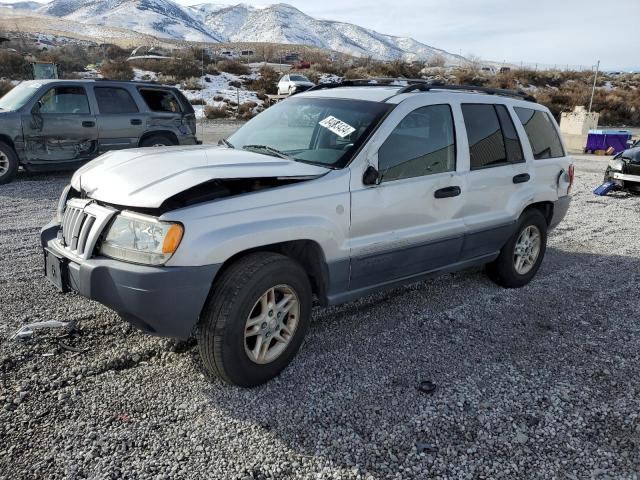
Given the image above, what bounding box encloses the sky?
[3,0,638,69]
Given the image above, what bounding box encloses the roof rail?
[396,82,537,102]
[308,78,536,103]
[306,77,407,91]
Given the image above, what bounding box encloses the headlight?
[99,211,184,266]
[56,184,72,223]
[609,158,624,171]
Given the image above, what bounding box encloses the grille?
[58,198,117,260]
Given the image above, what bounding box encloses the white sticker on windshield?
[319,116,356,138]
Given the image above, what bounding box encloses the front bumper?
[41,221,220,339]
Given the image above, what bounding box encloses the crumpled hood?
[71,145,329,208]
[619,146,640,163]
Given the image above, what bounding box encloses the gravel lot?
[1,153,639,480]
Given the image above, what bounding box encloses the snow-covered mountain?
[1,1,41,9]
[191,3,462,62]
[37,0,222,42]
[35,0,463,62]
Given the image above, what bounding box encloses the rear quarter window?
[514,107,565,159]
[138,88,182,113]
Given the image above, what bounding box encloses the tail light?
[568,164,575,193]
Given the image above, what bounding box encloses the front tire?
[486,209,548,288]
[0,141,18,185]
[198,252,312,387]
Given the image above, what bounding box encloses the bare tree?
[465,53,482,71]
[426,54,446,68]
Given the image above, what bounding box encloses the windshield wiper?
[241,144,291,159]
[218,138,234,148]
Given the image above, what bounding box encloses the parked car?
[602,140,640,193]
[0,79,199,184]
[277,74,315,95]
[41,82,573,387]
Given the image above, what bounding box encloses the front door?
[21,85,98,166]
[92,86,146,152]
[349,103,466,292]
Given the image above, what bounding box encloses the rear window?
[94,87,139,114]
[514,107,565,159]
[138,88,182,113]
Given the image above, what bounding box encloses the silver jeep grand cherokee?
[41,81,573,387]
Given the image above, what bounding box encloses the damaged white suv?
[41,81,573,387]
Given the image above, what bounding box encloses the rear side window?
[94,87,139,114]
[514,107,565,159]
[379,104,456,182]
[495,105,524,163]
[462,104,524,170]
[138,89,182,113]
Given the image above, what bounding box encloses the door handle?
[130,119,142,125]
[434,186,461,199]
[82,121,95,128]
[513,173,531,184]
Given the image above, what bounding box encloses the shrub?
[156,74,177,85]
[217,60,250,76]
[238,101,258,120]
[0,80,13,97]
[129,58,201,81]
[245,66,278,95]
[213,95,225,101]
[204,105,229,119]
[99,60,134,81]
[0,51,31,80]
[181,77,203,90]
[229,80,242,88]
[189,98,206,105]
[205,64,220,75]
[426,55,446,68]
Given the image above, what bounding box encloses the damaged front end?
[601,146,640,195]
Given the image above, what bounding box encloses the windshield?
[0,82,41,111]
[290,75,309,82]
[227,97,392,168]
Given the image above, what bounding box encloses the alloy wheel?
[0,151,9,176]
[244,285,300,364]
[513,225,541,275]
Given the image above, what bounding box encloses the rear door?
[136,87,185,139]
[512,105,570,196]
[457,102,529,260]
[349,102,466,292]
[93,85,146,152]
[21,84,98,165]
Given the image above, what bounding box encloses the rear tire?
[139,135,175,148]
[0,141,18,185]
[198,252,312,387]
[486,209,548,288]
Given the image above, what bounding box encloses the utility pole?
[588,60,600,113]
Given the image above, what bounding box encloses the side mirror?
[32,100,42,115]
[362,165,381,186]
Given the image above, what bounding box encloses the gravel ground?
[1,154,640,480]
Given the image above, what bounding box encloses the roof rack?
[306,77,405,91]
[308,78,537,103]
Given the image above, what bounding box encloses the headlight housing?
[609,158,624,171]
[99,211,184,266]
[56,184,72,223]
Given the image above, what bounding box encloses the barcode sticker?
[319,116,356,138]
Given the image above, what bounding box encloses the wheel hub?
[0,151,9,176]
[513,225,541,275]
[244,285,300,364]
